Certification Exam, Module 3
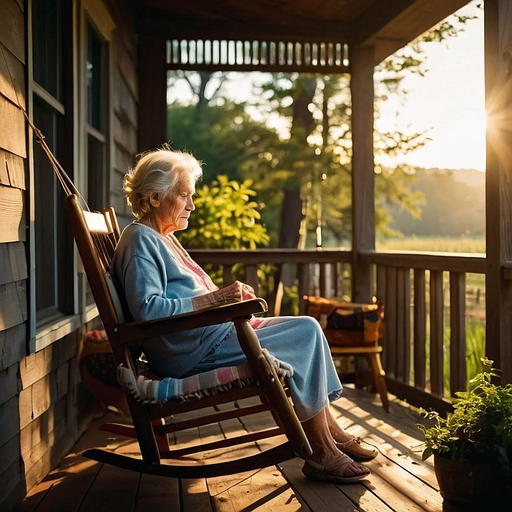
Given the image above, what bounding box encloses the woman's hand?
[191,281,256,310]
[238,281,257,301]
[217,281,256,303]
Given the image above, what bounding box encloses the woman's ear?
[149,193,160,208]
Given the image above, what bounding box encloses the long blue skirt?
[187,316,343,422]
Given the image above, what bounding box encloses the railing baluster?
[430,270,445,397]
[450,271,467,395]
[376,264,386,301]
[246,264,259,295]
[384,266,397,380]
[396,267,411,383]
[222,265,233,287]
[414,269,427,389]
[297,263,310,315]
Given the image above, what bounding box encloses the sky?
[376,1,485,172]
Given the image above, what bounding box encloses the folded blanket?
[169,363,257,401]
[118,349,293,404]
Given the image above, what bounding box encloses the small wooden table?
[304,297,390,412]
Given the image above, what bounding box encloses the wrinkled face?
[150,175,196,235]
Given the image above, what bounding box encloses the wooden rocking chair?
[65,193,312,478]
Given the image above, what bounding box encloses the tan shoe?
[336,438,379,461]
[302,454,370,484]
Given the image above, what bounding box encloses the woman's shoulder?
[121,221,158,238]
[118,223,167,254]
[121,222,161,240]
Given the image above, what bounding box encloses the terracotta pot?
[434,453,499,503]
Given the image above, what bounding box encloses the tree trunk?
[278,76,317,249]
[278,188,303,248]
[274,76,316,314]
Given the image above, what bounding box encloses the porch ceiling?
[135,0,470,65]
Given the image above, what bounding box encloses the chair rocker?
[65,193,311,478]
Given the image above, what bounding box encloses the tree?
[166,3,480,249]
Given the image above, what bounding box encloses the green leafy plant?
[178,175,270,287]
[418,358,512,477]
[180,174,270,250]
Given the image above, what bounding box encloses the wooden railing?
[362,250,487,413]
[189,248,487,412]
[190,248,352,312]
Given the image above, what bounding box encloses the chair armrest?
[114,298,268,344]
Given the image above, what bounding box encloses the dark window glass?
[32,0,73,324]
[33,0,63,101]
[87,134,106,212]
[33,96,68,321]
[87,24,103,130]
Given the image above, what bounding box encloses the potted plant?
[418,358,512,504]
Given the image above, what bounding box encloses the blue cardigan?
[111,223,232,377]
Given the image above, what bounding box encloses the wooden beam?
[139,8,352,44]
[484,0,512,382]
[138,33,167,151]
[350,44,375,303]
[353,0,470,65]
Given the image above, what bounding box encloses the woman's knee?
[299,315,324,335]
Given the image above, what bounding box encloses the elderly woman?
[112,147,377,484]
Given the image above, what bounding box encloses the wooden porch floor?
[15,386,483,512]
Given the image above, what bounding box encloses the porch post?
[484,0,512,382]
[350,44,376,303]
[138,33,167,151]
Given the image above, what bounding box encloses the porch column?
[138,33,167,151]
[484,0,512,382]
[350,44,376,303]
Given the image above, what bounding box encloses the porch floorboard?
[15,386,476,512]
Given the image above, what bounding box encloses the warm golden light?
[484,75,512,167]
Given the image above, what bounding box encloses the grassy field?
[376,235,485,254]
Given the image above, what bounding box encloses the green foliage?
[418,358,512,477]
[179,175,270,250]
[421,10,480,43]
[168,102,281,186]
[166,5,479,248]
[466,319,486,381]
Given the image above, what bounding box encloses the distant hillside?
[450,168,485,189]
[387,167,486,238]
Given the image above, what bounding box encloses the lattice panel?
[167,39,350,72]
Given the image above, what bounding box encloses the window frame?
[79,1,115,307]
[28,0,115,352]
[28,0,76,352]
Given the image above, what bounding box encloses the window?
[31,0,74,325]
[33,0,62,101]
[86,22,107,213]
[84,20,109,307]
